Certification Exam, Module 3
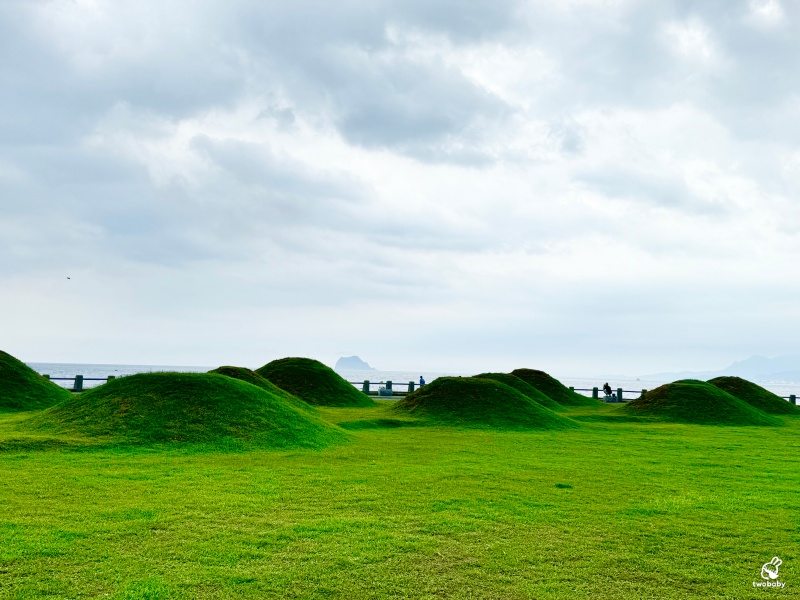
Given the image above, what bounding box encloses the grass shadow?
[339,418,427,431]
[570,414,650,423]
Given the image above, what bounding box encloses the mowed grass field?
[0,401,798,599]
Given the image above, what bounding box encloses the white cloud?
[662,18,722,67]
[748,0,785,27]
[384,26,555,109]
[2,0,800,374]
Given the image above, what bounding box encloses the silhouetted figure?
[603,382,612,400]
[419,376,425,387]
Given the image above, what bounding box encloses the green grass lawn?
[0,401,798,599]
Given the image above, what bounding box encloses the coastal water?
[27,363,211,389]
[338,371,800,399]
[26,363,800,400]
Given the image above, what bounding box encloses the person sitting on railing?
[603,382,612,401]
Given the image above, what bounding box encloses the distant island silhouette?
[644,354,800,382]
[335,356,375,371]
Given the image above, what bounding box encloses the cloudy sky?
[2,0,799,376]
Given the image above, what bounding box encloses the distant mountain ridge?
[335,356,375,371]
[645,354,800,382]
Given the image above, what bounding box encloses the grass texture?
[22,372,349,449]
[0,363,797,598]
[257,357,376,407]
[473,372,564,411]
[0,402,796,599]
[708,376,800,416]
[511,368,602,407]
[393,376,577,430]
[208,366,316,414]
[0,350,70,412]
[623,379,782,426]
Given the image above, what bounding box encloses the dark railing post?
[108,375,116,382]
[791,395,797,406]
[43,374,50,380]
[617,388,623,402]
[569,386,574,392]
[408,381,415,393]
[74,375,84,392]
[362,380,370,394]
[386,381,392,393]
[641,389,647,398]
[592,387,598,399]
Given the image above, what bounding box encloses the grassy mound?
[393,377,577,430]
[510,369,601,406]
[708,376,799,416]
[25,372,348,448]
[257,357,376,407]
[208,366,314,413]
[474,372,563,411]
[0,351,70,412]
[623,379,782,426]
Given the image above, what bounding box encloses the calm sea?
[27,363,212,389]
[26,363,800,400]
[338,370,800,400]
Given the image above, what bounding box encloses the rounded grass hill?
[0,350,70,412]
[25,372,349,448]
[393,376,578,430]
[257,357,376,407]
[510,368,601,407]
[623,379,782,426]
[473,372,563,411]
[708,376,799,416]
[208,366,315,413]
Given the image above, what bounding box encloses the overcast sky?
[2,0,799,376]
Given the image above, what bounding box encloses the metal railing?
[347,380,419,397]
[570,387,643,402]
[570,386,799,405]
[352,383,650,401]
[40,374,800,406]
[42,374,115,392]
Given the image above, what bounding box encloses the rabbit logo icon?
[761,557,782,581]
[753,557,786,588]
